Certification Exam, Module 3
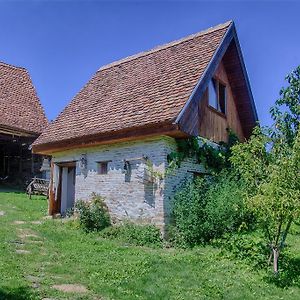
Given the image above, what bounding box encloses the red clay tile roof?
[0,62,48,134]
[34,21,231,147]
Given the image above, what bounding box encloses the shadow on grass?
[265,256,300,288]
[0,184,24,193]
[0,187,46,201]
[0,286,37,300]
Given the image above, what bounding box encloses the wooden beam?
[32,122,186,155]
[0,125,38,137]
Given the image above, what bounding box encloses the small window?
[97,161,108,175]
[218,82,226,114]
[208,78,218,109]
[208,78,226,115]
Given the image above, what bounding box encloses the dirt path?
[12,219,90,299]
[2,197,96,300]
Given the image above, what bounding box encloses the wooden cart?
[26,177,50,199]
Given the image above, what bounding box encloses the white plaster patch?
[31,220,43,225]
[13,220,26,225]
[16,249,31,254]
[52,284,88,293]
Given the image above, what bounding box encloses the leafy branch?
[167,129,239,174]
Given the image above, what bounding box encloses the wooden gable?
[199,61,244,142]
[176,23,258,142]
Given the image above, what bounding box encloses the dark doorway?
[0,133,41,187]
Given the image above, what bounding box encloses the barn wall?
[0,134,43,186]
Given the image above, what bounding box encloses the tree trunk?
[268,251,273,265]
[273,247,279,274]
[280,218,293,249]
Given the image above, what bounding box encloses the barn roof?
[0,62,48,135]
[33,20,258,153]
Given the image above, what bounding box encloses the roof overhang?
[0,124,39,138]
[32,121,185,155]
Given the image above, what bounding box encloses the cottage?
[32,21,258,231]
[0,62,48,186]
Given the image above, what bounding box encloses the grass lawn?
[1,191,300,300]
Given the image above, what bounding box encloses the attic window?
[97,161,109,175]
[208,78,226,115]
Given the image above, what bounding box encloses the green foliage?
[170,172,252,247]
[230,65,300,273]
[75,194,111,232]
[169,177,209,247]
[251,132,300,229]
[217,232,269,269]
[229,66,300,274]
[204,172,254,237]
[270,65,300,146]
[231,127,300,273]
[230,126,273,195]
[144,158,164,181]
[168,65,300,274]
[167,129,239,173]
[100,222,162,248]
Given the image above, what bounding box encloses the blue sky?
[1,1,299,126]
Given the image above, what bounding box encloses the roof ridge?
[98,20,232,72]
[0,61,27,70]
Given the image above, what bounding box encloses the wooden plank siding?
[176,25,258,142]
[198,61,244,143]
[176,24,235,136]
[222,39,258,138]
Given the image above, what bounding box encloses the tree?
[230,66,300,274]
[270,65,300,146]
[231,129,300,274]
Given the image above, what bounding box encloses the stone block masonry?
[52,135,205,232]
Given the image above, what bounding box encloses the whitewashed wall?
[51,135,206,231]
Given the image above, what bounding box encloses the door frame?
[49,161,76,215]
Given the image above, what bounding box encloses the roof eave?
[32,122,184,155]
[0,124,41,137]
[174,21,235,125]
[231,26,259,123]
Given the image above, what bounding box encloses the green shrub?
[75,194,111,232]
[100,222,162,248]
[203,173,253,240]
[170,177,210,247]
[170,171,253,247]
[215,232,269,269]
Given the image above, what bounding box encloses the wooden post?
[2,146,5,177]
[19,143,22,179]
[48,162,55,215]
[31,153,34,178]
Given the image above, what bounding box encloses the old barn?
[0,62,48,187]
